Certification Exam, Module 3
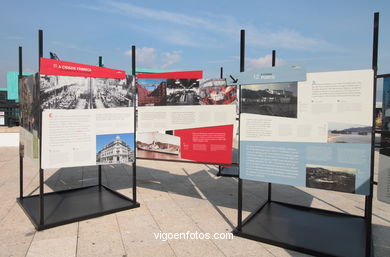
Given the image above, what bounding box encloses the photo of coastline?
[306,164,356,193]
[327,122,371,144]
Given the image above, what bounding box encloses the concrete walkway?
[0,147,389,257]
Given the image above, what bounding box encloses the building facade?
[96,136,134,164]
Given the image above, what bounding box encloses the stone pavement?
[0,146,389,257]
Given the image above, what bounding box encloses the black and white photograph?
[91,77,133,108]
[241,82,297,118]
[166,79,200,105]
[20,74,40,133]
[40,75,91,109]
[199,79,237,105]
[306,164,356,193]
[327,122,371,144]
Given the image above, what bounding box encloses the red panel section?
[174,125,233,164]
[40,58,126,79]
[137,71,203,79]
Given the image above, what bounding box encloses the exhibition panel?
[136,72,237,164]
[239,69,374,195]
[17,35,139,230]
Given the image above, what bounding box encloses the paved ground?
[0,146,389,257]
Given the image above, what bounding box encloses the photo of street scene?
[327,122,371,144]
[20,74,40,133]
[166,79,200,105]
[241,82,297,118]
[40,75,132,109]
[199,79,237,105]
[137,132,180,160]
[96,133,134,164]
[306,164,356,193]
[137,79,167,106]
[91,77,133,108]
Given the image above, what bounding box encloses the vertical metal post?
[132,45,137,204]
[240,30,245,72]
[268,50,276,202]
[220,67,223,79]
[19,46,23,200]
[38,29,44,226]
[99,56,103,67]
[237,29,245,230]
[98,57,103,187]
[365,12,379,257]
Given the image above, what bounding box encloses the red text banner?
[174,125,233,164]
[40,58,125,79]
[137,71,203,79]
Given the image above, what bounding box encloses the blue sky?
[1,0,390,94]
[96,133,134,153]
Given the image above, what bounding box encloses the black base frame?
[17,184,140,231]
[234,196,371,257]
[217,165,239,177]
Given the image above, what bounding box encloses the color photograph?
[306,164,356,193]
[327,122,371,144]
[137,78,167,106]
[96,133,134,164]
[199,79,237,105]
[241,82,298,118]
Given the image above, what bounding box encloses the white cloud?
[125,47,156,68]
[161,51,182,69]
[81,1,336,52]
[125,47,181,69]
[248,54,286,70]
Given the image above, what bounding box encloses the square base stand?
[17,185,140,230]
[217,166,239,177]
[234,201,368,257]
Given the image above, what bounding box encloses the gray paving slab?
[0,147,389,257]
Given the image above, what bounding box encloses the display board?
[137,72,237,164]
[19,74,40,158]
[238,67,373,195]
[378,149,390,204]
[39,58,135,169]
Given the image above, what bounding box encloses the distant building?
[96,136,134,164]
[0,90,19,126]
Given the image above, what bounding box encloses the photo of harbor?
[327,122,371,144]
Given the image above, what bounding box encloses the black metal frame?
[234,13,379,257]
[17,30,140,231]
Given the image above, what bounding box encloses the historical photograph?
[166,79,200,105]
[91,77,133,108]
[40,75,91,109]
[96,133,134,164]
[20,74,40,133]
[327,122,371,144]
[137,78,167,106]
[136,132,180,159]
[199,79,237,105]
[241,82,297,118]
[306,164,356,193]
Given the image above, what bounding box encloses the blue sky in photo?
[1,0,390,101]
[96,133,134,153]
[137,78,166,90]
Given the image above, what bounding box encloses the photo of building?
[96,133,134,164]
[137,132,180,155]
[306,164,356,193]
[241,82,298,118]
[136,79,167,106]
